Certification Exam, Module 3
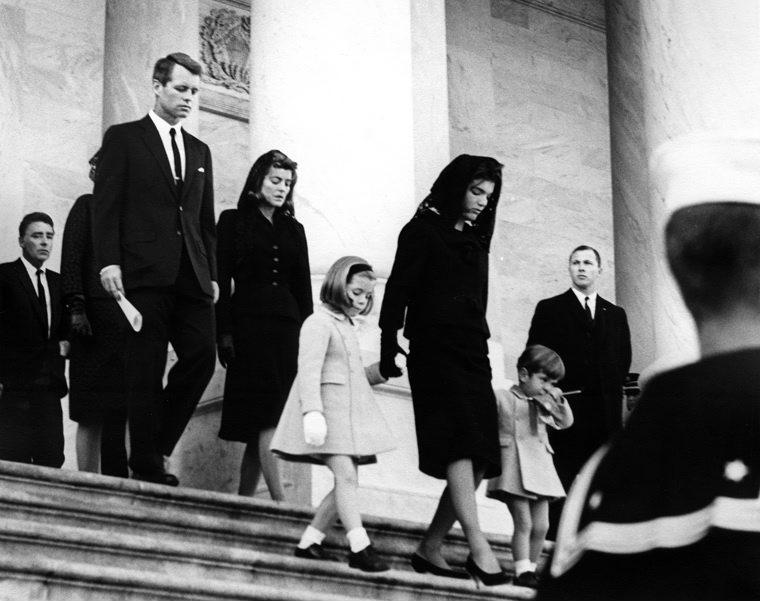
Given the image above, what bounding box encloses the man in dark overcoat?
[91,52,217,485]
[526,245,631,537]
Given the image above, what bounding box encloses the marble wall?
[0,0,105,265]
[446,0,614,379]
[608,0,760,373]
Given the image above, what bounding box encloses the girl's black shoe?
[514,571,539,589]
[294,544,340,562]
[410,552,470,579]
[348,545,390,572]
[465,554,511,587]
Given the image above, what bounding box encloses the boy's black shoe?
[514,571,539,589]
[294,544,340,562]
[348,545,390,572]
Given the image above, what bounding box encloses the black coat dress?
[379,210,500,479]
[60,194,128,423]
[216,207,312,441]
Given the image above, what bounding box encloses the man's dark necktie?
[36,268,49,337]
[584,296,593,325]
[170,127,183,191]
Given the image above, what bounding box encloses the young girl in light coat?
[271,256,397,572]
[487,344,573,588]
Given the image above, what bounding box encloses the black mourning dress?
[379,209,500,480]
[60,194,128,423]
[216,205,312,442]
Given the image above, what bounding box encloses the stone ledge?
[0,555,370,601]
[0,461,530,546]
[0,517,535,601]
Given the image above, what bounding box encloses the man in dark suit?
[92,53,217,486]
[526,245,631,536]
[0,212,68,467]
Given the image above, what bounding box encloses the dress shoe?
[410,552,469,579]
[132,471,179,487]
[465,554,510,587]
[348,545,389,572]
[514,571,539,589]
[294,544,340,562]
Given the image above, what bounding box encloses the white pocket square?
[197,167,205,173]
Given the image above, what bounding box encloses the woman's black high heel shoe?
[465,554,511,587]
[410,552,469,580]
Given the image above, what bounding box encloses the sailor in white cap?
[539,132,760,600]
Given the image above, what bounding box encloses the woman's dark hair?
[237,149,298,217]
[517,344,566,381]
[414,154,503,247]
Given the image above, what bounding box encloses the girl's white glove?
[303,411,327,446]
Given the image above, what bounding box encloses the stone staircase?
[0,461,539,600]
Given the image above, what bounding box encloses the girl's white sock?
[297,525,326,549]
[514,558,533,576]
[346,527,371,553]
[530,561,538,572]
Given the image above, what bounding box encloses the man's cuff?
[99,265,120,276]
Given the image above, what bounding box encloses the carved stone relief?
[198,0,251,121]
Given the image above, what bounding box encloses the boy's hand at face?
[545,385,564,403]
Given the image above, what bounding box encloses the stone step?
[0,517,534,601]
[0,554,372,601]
[0,461,545,572]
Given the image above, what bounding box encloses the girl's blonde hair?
[320,256,376,316]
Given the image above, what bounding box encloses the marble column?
[103,0,200,133]
[249,0,449,276]
[607,0,760,373]
[0,4,25,261]
[249,0,457,517]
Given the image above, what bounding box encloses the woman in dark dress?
[379,154,507,584]
[216,150,313,500]
[60,153,129,477]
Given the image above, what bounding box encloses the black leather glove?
[68,296,92,337]
[379,329,406,379]
[218,333,236,369]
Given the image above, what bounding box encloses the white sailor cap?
[651,132,760,216]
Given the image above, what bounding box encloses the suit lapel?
[48,273,60,335]
[139,116,179,198]
[14,259,46,336]
[594,296,610,336]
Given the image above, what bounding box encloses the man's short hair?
[569,244,601,266]
[517,344,566,380]
[19,212,54,238]
[152,52,202,85]
[666,202,760,321]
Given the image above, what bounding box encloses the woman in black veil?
[379,154,508,585]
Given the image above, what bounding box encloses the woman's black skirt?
[68,297,128,423]
[219,316,299,442]
[407,330,501,480]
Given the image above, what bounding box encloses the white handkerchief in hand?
[116,296,143,332]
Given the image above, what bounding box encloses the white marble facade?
[0,0,623,536]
